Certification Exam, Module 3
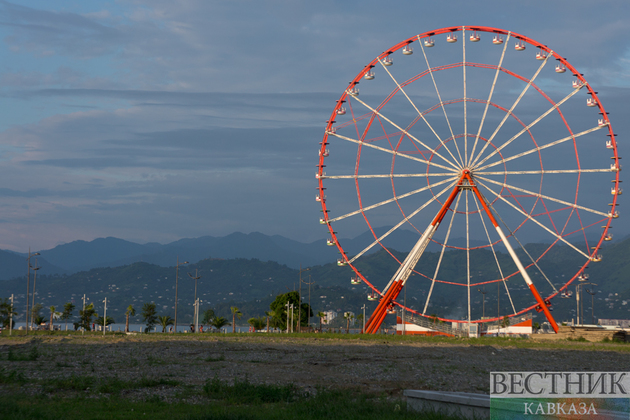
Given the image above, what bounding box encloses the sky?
[0,0,628,252]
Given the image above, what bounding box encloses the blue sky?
[0,0,627,251]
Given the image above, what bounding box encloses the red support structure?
[363,170,559,334]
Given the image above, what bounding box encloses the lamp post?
[187,269,201,311]
[285,301,290,333]
[30,259,41,330]
[173,256,188,333]
[361,304,366,333]
[103,297,107,336]
[576,282,596,326]
[585,287,597,325]
[9,294,14,336]
[297,265,310,333]
[477,288,487,319]
[25,248,40,335]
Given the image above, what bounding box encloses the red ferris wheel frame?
[317,26,620,334]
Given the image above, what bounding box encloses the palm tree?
[158,315,174,333]
[61,302,75,331]
[125,305,136,333]
[230,306,242,333]
[211,316,230,331]
[344,312,353,334]
[49,306,61,331]
[317,311,326,332]
[264,310,274,332]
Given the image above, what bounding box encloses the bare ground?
[1,333,629,401]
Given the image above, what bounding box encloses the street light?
[30,259,41,330]
[188,269,201,329]
[297,265,310,333]
[585,287,597,325]
[576,282,596,326]
[477,288,487,319]
[173,256,188,332]
[25,248,40,335]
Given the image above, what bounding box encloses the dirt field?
[1,333,629,401]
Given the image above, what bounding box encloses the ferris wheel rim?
[317,26,620,325]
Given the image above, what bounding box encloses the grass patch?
[203,375,304,404]
[7,347,39,361]
[43,375,180,394]
[0,389,466,420]
[0,367,28,385]
[204,354,225,362]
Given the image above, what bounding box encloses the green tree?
[49,306,61,331]
[317,311,326,332]
[501,315,510,328]
[141,303,158,333]
[61,302,75,331]
[125,305,136,333]
[248,317,265,332]
[79,303,97,331]
[201,308,215,325]
[231,306,242,333]
[158,315,174,333]
[211,316,230,331]
[0,298,17,329]
[269,291,312,331]
[31,303,44,328]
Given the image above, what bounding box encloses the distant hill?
[28,228,429,274]
[1,235,628,327]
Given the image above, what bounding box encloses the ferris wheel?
[316,26,620,334]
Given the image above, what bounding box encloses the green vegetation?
[0,298,17,328]
[79,303,97,331]
[7,346,39,361]
[158,315,174,332]
[61,302,75,331]
[124,304,136,333]
[0,384,462,420]
[141,302,158,332]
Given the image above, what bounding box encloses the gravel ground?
[1,334,629,401]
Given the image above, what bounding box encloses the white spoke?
[476,168,612,176]
[323,172,458,179]
[328,131,458,173]
[475,178,591,259]
[423,192,462,315]
[347,179,459,264]
[377,57,463,168]
[420,40,465,167]
[470,53,552,168]
[470,193,516,314]
[329,177,456,223]
[491,204,560,295]
[347,96,462,171]
[475,175,608,217]
[463,28,468,166]
[469,32,511,166]
[474,87,584,168]
[477,125,605,171]
[466,189,471,324]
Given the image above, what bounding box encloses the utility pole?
[9,294,13,336]
[174,256,189,333]
[25,248,40,335]
[30,259,41,330]
[82,294,86,335]
[103,297,107,336]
